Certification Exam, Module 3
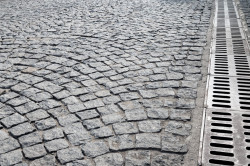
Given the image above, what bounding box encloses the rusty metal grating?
[202,109,250,165]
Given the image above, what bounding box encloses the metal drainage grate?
[210,53,250,76]
[213,28,245,39]
[201,0,250,165]
[202,109,250,165]
[207,76,250,110]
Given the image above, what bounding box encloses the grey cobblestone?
[0,0,212,164]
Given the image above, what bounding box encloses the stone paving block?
[125,109,147,121]
[81,140,109,158]
[26,109,50,121]
[138,120,162,133]
[91,126,114,138]
[76,109,99,120]
[23,144,47,159]
[108,134,135,151]
[30,155,56,166]
[0,137,20,154]
[57,147,84,164]
[43,128,64,141]
[57,114,80,126]
[1,113,27,128]
[18,132,42,147]
[0,149,23,166]
[94,153,124,166]
[35,118,57,130]
[113,122,139,135]
[135,133,161,149]
[45,138,69,152]
[125,150,150,166]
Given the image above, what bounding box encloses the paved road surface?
[0,0,212,165]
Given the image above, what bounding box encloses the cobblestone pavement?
[0,0,212,165]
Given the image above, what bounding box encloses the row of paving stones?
[0,0,212,165]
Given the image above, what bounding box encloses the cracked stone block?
[91,126,114,138]
[35,118,57,130]
[57,114,80,126]
[18,132,42,147]
[81,140,109,157]
[0,137,20,154]
[136,133,161,149]
[146,108,169,119]
[43,128,64,141]
[125,109,147,121]
[23,144,47,159]
[151,154,184,166]
[125,150,150,166]
[45,138,69,152]
[0,149,23,166]
[113,122,138,135]
[57,147,84,164]
[94,153,124,166]
[108,134,135,151]
[165,121,192,136]
[1,113,27,128]
[30,155,56,166]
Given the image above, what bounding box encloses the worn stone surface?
[94,153,124,166]
[23,144,47,159]
[81,140,109,157]
[125,150,151,166]
[57,147,84,164]
[0,0,212,164]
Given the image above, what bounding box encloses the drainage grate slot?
[202,109,250,165]
[209,159,235,165]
